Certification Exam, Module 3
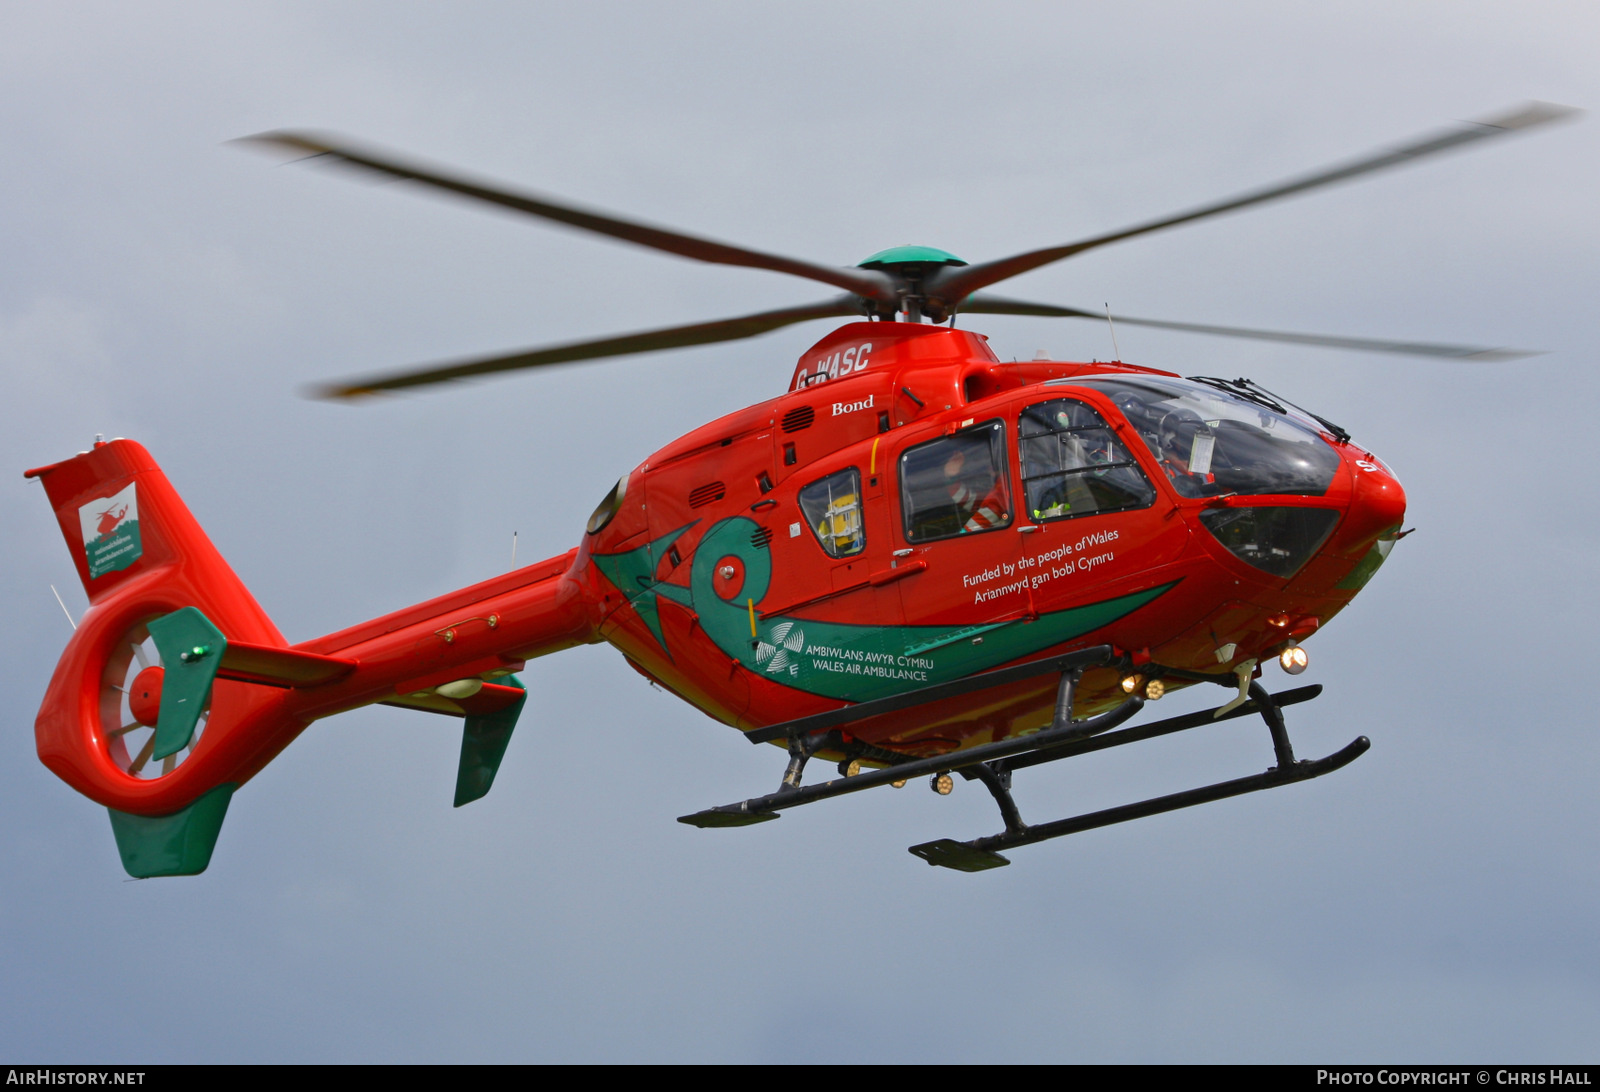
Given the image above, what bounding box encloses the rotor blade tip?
[231,130,337,161]
[1462,348,1544,362]
[1475,101,1583,132]
[305,381,381,401]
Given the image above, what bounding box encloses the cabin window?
[1018,398,1155,522]
[900,421,1012,542]
[798,468,866,558]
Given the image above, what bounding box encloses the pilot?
[1152,412,1220,494]
[943,447,1007,533]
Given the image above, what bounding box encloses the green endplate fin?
[147,606,226,760]
[454,675,527,807]
[857,245,967,269]
[107,783,236,878]
[1335,537,1396,591]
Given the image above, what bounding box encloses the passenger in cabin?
[900,423,1012,541]
[942,448,1007,533]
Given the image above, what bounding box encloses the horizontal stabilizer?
[218,642,356,687]
[380,680,527,719]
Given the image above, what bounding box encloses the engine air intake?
[781,406,815,433]
[688,481,727,509]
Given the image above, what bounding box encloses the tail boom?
[276,547,596,724]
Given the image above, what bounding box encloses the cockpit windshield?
[1063,376,1341,498]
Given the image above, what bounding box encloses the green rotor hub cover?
[857,245,968,270]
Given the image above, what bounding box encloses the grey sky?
[1,1,1596,1062]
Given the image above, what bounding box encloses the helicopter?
[26,103,1573,877]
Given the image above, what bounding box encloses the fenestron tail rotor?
[241,102,1575,397]
[101,621,209,780]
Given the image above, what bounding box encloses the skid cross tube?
[679,679,1142,828]
[997,683,1322,775]
[779,728,842,792]
[680,682,1328,830]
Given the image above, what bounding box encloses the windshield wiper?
[1188,376,1351,444]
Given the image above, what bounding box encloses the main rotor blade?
[240,131,896,302]
[315,297,863,398]
[961,295,1533,360]
[933,102,1577,303]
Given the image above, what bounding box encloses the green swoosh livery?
[597,517,1174,702]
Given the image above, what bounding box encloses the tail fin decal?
[28,441,278,638]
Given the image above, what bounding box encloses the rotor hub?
[856,247,968,322]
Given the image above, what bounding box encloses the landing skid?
[679,649,1368,871]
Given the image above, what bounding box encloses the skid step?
[908,839,1011,872]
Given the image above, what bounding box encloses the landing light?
[1120,673,1144,694]
[1279,645,1309,675]
[1144,679,1165,701]
[931,773,954,796]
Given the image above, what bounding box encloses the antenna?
[511,531,518,569]
[50,584,77,630]
[1105,304,1122,362]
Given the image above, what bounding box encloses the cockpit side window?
[1018,399,1156,522]
[798,468,865,558]
[900,421,1012,543]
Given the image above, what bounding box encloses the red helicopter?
[27,103,1572,877]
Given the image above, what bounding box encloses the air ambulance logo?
[78,483,142,579]
[755,621,804,677]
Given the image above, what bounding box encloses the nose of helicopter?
[1336,452,1407,556]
